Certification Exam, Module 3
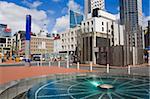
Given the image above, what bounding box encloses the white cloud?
[143,15,150,28]
[22,0,43,9]
[61,7,68,14]
[52,0,61,2]
[117,6,120,11]
[52,15,69,33]
[47,10,55,15]
[52,0,83,33]
[0,1,50,34]
[67,0,83,12]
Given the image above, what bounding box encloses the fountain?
[27,74,149,99]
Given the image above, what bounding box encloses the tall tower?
[84,0,91,19]
[120,0,143,64]
[91,0,105,11]
[84,0,105,19]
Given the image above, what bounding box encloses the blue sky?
[0,0,149,33]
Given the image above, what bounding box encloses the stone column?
[88,37,90,62]
[92,32,96,64]
[84,37,87,63]
[81,37,83,63]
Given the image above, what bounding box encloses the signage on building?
[4,28,11,33]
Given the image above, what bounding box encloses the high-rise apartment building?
[84,0,105,19]
[120,0,143,64]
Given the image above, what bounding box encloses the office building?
[0,37,12,58]
[53,33,61,53]
[0,24,12,59]
[120,0,143,64]
[144,21,150,50]
[60,27,80,54]
[0,24,12,37]
[84,0,105,19]
[79,10,125,65]
[91,0,105,11]
[13,31,54,56]
[30,36,54,55]
[70,10,83,28]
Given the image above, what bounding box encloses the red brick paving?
[0,66,89,84]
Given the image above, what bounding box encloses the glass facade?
[70,10,83,28]
[120,0,143,48]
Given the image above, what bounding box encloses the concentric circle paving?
[27,75,150,99]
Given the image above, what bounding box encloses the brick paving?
[0,66,88,84]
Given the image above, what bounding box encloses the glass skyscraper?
[70,10,83,28]
[120,0,143,64]
[84,0,105,19]
[120,0,143,47]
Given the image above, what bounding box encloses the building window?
[91,21,93,25]
[102,22,104,25]
[71,45,74,49]
[111,25,113,29]
[62,39,64,43]
[91,28,93,32]
[71,32,73,35]
[71,37,74,42]
[87,22,89,25]
[102,27,104,31]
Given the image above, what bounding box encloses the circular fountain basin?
[27,74,149,99]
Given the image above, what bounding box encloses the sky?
[0,0,149,34]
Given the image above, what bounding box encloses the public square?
[0,0,150,99]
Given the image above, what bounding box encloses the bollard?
[37,61,39,66]
[58,61,60,68]
[148,50,150,66]
[77,62,80,70]
[107,64,109,73]
[128,65,131,74]
[67,60,69,68]
[49,61,51,67]
[40,61,42,66]
[90,62,93,72]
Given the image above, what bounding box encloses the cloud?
[0,1,50,34]
[52,15,69,33]
[61,7,68,14]
[47,10,55,15]
[143,15,150,28]
[52,0,83,33]
[22,0,43,9]
[67,0,83,12]
[52,0,61,2]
